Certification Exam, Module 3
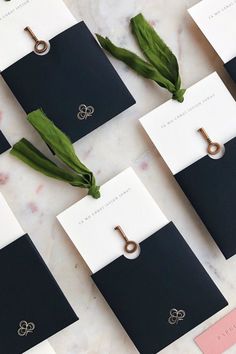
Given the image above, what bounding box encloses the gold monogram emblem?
[17,321,35,336]
[168,308,186,325]
[77,104,95,120]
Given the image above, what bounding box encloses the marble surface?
[1,0,236,353]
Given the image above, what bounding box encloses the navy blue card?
[2,22,135,143]
[92,223,227,354]
[0,235,78,354]
[0,130,10,154]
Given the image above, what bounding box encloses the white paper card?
[189,0,236,63]
[0,0,77,71]
[140,72,236,174]
[0,192,24,248]
[57,168,168,273]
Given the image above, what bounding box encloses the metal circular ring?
[34,40,48,54]
[125,241,138,254]
[207,142,221,156]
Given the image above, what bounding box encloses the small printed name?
[0,0,31,21]
[208,0,236,20]
[160,94,215,129]
[217,323,236,340]
[78,188,131,225]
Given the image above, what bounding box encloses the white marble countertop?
[1,0,236,353]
